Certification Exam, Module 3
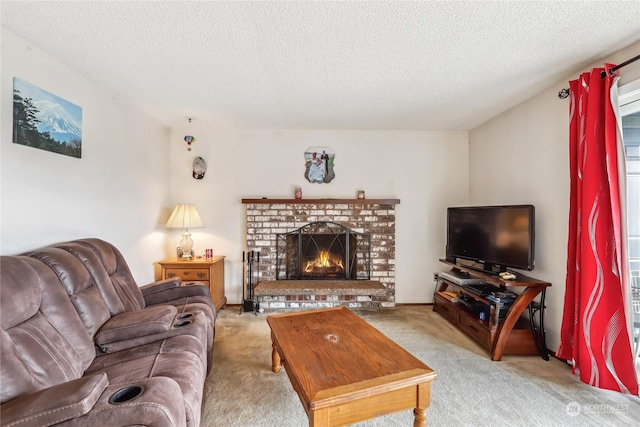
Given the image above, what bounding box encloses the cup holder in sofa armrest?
[108,385,144,405]
[173,319,193,328]
[176,312,195,320]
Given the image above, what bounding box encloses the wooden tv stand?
[433,259,550,361]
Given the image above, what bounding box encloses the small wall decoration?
[13,77,82,158]
[184,135,196,151]
[193,156,207,179]
[304,146,335,184]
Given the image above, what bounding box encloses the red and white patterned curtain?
[557,64,638,395]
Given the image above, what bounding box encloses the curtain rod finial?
[558,88,570,99]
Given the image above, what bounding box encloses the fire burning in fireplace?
[275,221,371,281]
[304,250,345,277]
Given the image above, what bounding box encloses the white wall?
[0,29,171,282]
[167,127,469,304]
[468,40,640,352]
[0,27,470,302]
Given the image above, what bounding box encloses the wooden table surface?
[267,307,437,426]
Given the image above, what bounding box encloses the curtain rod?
[558,53,640,99]
[600,53,640,78]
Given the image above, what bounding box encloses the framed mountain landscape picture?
[13,77,82,158]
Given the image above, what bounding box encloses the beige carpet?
[202,305,640,426]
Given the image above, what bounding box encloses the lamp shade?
[166,204,204,230]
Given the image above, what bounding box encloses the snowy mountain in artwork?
[33,99,82,143]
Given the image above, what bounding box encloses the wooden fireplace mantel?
[242,198,400,205]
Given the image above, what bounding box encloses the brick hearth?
[242,198,399,310]
[254,280,387,309]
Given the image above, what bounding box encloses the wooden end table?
[267,307,437,427]
[157,256,226,311]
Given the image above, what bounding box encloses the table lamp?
[166,204,204,260]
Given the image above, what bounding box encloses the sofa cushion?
[54,242,127,315]
[0,258,40,329]
[0,256,95,403]
[0,329,39,404]
[24,248,112,338]
[73,238,146,311]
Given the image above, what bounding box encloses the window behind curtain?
[620,80,640,288]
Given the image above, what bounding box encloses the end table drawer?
[165,268,209,281]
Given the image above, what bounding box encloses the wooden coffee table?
[267,307,437,426]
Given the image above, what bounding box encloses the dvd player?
[438,270,486,286]
[463,283,503,297]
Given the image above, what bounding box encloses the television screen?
[446,205,535,272]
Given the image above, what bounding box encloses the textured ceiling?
[2,1,640,130]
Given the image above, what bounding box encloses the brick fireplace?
[242,198,399,309]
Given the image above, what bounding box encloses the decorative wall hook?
[558,88,570,99]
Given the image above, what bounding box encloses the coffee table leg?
[271,342,282,373]
[414,382,430,427]
[413,408,427,427]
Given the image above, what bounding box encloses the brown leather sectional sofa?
[0,238,216,426]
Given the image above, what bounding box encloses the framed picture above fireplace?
[304,146,335,184]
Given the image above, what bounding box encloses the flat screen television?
[446,205,535,273]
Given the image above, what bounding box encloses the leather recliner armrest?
[140,277,182,294]
[95,305,177,349]
[0,373,108,427]
[142,282,211,306]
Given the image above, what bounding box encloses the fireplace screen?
[275,221,371,280]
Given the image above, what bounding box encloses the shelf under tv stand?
[433,259,550,361]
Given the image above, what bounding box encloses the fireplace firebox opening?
[275,221,371,280]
